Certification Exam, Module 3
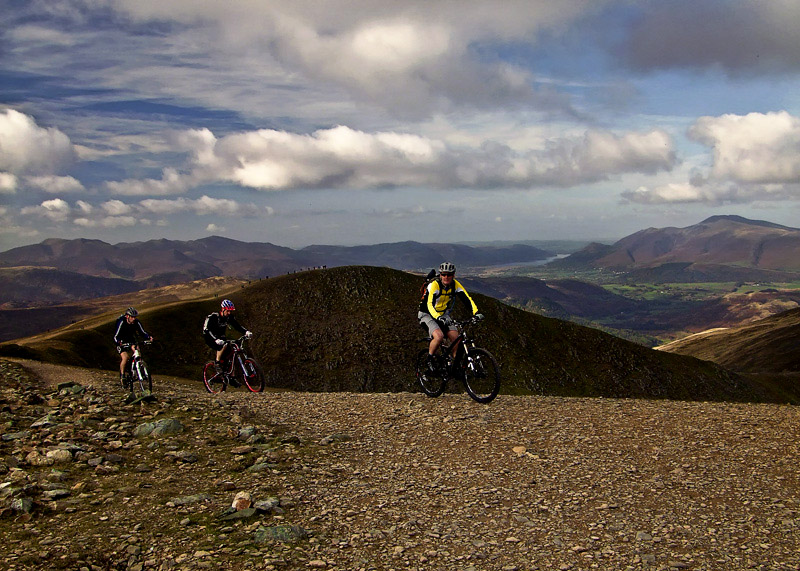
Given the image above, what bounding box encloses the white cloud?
[75,200,94,214]
[0,172,18,194]
[20,198,71,221]
[138,195,244,216]
[622,181,800,205]
[0,109,75,174]
[622,183,727,205]
[25,175,85,193]
[626,111,800,205]
[689,111,800,184]
[106,167,195,196]
[206,223,224,233]
[151,124,676,193]
[101,199,134,216]
[74,216,137,228]
[103,1,593,118]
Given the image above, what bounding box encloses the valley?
[4,215,800,348]
[2,214,800,404]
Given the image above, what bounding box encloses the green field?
[604,281,800,300]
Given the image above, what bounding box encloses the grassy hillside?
[0,276,246,343]
[0,266,779,402]
[659,307,800,374]
[0,266,141,307]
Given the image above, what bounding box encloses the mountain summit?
[553,215,800,272]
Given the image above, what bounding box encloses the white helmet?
[438,262,456,274]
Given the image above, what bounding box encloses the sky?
[2,0,800,251]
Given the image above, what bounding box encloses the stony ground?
[1,358,800,571]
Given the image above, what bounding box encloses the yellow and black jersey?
[418,278,478,318]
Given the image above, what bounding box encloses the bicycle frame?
[418,319,472,372]
[121,340,150,371]
[219,337,248,375]
[121,340,152,395]
[203,336,265,394]
[432,321,474,364]
[416,316,500,403]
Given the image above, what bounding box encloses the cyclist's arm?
[135,320,152,341]
[203,314,223,342]
[454,280,479,315]
[113,317,125,345]
[228,315,248,335]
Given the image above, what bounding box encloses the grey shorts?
[418,312,452,336]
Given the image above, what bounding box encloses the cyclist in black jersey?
[418,262,483,371]
[203,299,252,378]
[113,307,153,385]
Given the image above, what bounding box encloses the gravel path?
[3,359,800,570]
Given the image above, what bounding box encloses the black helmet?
[438,262,456,274]
[125,307,138,317]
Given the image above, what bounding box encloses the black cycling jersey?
[113,315,152,346]
[203,312,247,346]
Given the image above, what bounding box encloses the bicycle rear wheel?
[238,358,265,393]
[202,361,227,394]
[461,348,500,404]
[415,349,446,397]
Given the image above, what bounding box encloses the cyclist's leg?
[419,313,444,356]
[210,341,228,376]
[215,341,229,365]
[118,347,132,388]
[446,328,460,358]
[119,349,130,376]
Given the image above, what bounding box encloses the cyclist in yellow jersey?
[418,262,483,371]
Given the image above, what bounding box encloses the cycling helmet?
[124,307,138,317]
[221,299,236,311]
[438,262,456,274]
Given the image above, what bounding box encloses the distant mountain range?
[552,215,800,279]
[3,215,800,346]
[0,237,552,307]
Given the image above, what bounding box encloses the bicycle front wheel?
[133,361,152,397]
[462,348,500,404]
[239,358,265,393]
[415,349,446,397]
[202,361,226,394]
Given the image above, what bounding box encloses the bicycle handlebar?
[453,315,484,328]
[225,335,251,347]
[119,340,152,349]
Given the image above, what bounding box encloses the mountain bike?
[120,341,153,397]
[415,316,501,404]
[202,336,265,394]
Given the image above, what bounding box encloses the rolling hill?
[551,215,800,278]
[0,265,782,403]
[658,307,800,375]
[0,276,245,343]
[0,266,141,308]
